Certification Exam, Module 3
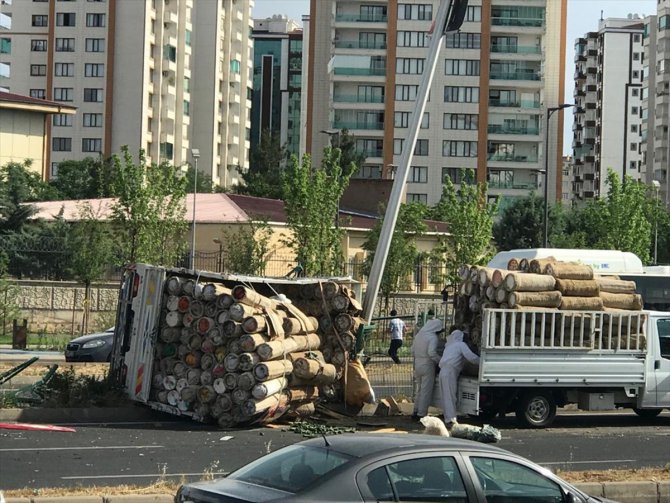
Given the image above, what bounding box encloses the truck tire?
[633,407,662,418]
[515,391,557,428]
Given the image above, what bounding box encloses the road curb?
[0,406,173,423]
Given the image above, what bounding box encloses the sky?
[253,0,657,153]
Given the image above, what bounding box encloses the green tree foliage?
[182,165,216,194]
[0,258,21,337]
[282,147,353,276]
[362,202,428,305]
[333,128,366,179]
[0,160,57,203]
[218,219,272,276]
[235,129,287,199]
[109,146,188,266]
[49,157,116,200]
[430,169,497,287]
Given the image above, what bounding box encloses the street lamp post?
[543,104,575,248]
[190,148,200,269]
[653,180,661,265]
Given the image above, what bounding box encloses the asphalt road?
[1,410,669,490]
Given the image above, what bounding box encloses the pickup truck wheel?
[633,407,662,418]
[515,392,556,428]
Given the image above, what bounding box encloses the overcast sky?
[253,0,657,153]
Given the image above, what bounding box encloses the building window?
[52,137,72,151]
[183,100,190,116]
[443,140,478,157]
[86,13,106,27]
[442,167,474,184]
[395,112,409,128]
[32,15,48,27]
[56,13,76,26]
[85,38,105,52]
[631,124,638,133]
[632,70,640,80]
[632,88,640,97]
[163,44,177,62]
[415,139,429,156]
[409,166,428,183]
[634,34,641,42]
[397,31,428,48]
[630,142,637,151]
[54,87,73,101]
[395,84,419,101]
[53,114,72,127]
[84,63,104,77]
[632,106,639,114]
[444,113,479,130]
[84,88,103,102]
[82,138,102,152]
[160,142,174,160]
[445,59,480,76]
[83,113,103,127]
[407,193,428,204]
[0,38,10,54]
[30,89,45,99]
[31,39,47,52]
[396,57,425,74]
[466,6,481,22]
[444,86,479,103]
[446,32,481,49]
[185,30,192,46]
[398,4,433,20]
[55,37,75,51]
[51,162,59,178]
[55,63,74,77]
[30,64,47,76]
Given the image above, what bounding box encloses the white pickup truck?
[457,308,670,427]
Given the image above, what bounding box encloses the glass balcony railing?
[333,94,385,104]
[360,149,383,157]
[487,154,539,163]
[488,180,539,189]
[491,44,541,54]
[335,14,387,23]
[333,120,384,130]
[490,69,541,81]
[488,124,540,135]
[334,40,387,50]
[488,99,541,109]
[491,17,544,27]
[333,67,386,76]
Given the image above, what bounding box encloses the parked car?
[175,433,616,503]
[64,327,115,362]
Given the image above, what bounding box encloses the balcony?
[488,124,540,135]
[333,94,384,104]
[491,17,544,28]
[335,14,387,23]
[487,154,539,163]
[334,40,386,50]
[333,67,386,76]
[489,99,541,109]
[359,148,383,158]
[490,69,540,81]
[332,120,384,130]
[488,180,539,190]
[491,44,541,55]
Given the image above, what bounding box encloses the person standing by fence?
[387,309,405,364]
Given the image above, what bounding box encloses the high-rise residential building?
[251,15,303,157]
[572,16,644,203]
[304,0,567,208]
[642,1,670,206]
[561,155,573,204]
[0,0,253,188]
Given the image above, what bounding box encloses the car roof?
[299,433,508,459]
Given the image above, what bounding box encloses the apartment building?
[251,15,303,157]
[0,0,253,188]
[642,1,670,206]
[304,0,567,208]
[572,16,644,203]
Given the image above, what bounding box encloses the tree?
[430,169,497,288]
[333,128,366,180]
[49,157,116,200]
[182,165,216,194]
[235,129,287,199]
[362,202,428,306]
[109,146,188,266]
[0,160,58,203]
[218,219,272,276]
[282,147,353,276]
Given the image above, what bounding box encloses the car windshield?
[227,444,352,493]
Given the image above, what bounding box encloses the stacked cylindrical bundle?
[455,260,644,350]
[150,276,347,429]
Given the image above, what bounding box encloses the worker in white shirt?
[410,318,444,420]
[387,309,406,364]
[439,329,480,427]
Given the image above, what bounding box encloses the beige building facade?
[0,0,253,187]
[304,0,568,210]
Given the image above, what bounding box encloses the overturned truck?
[109,263,372,428]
